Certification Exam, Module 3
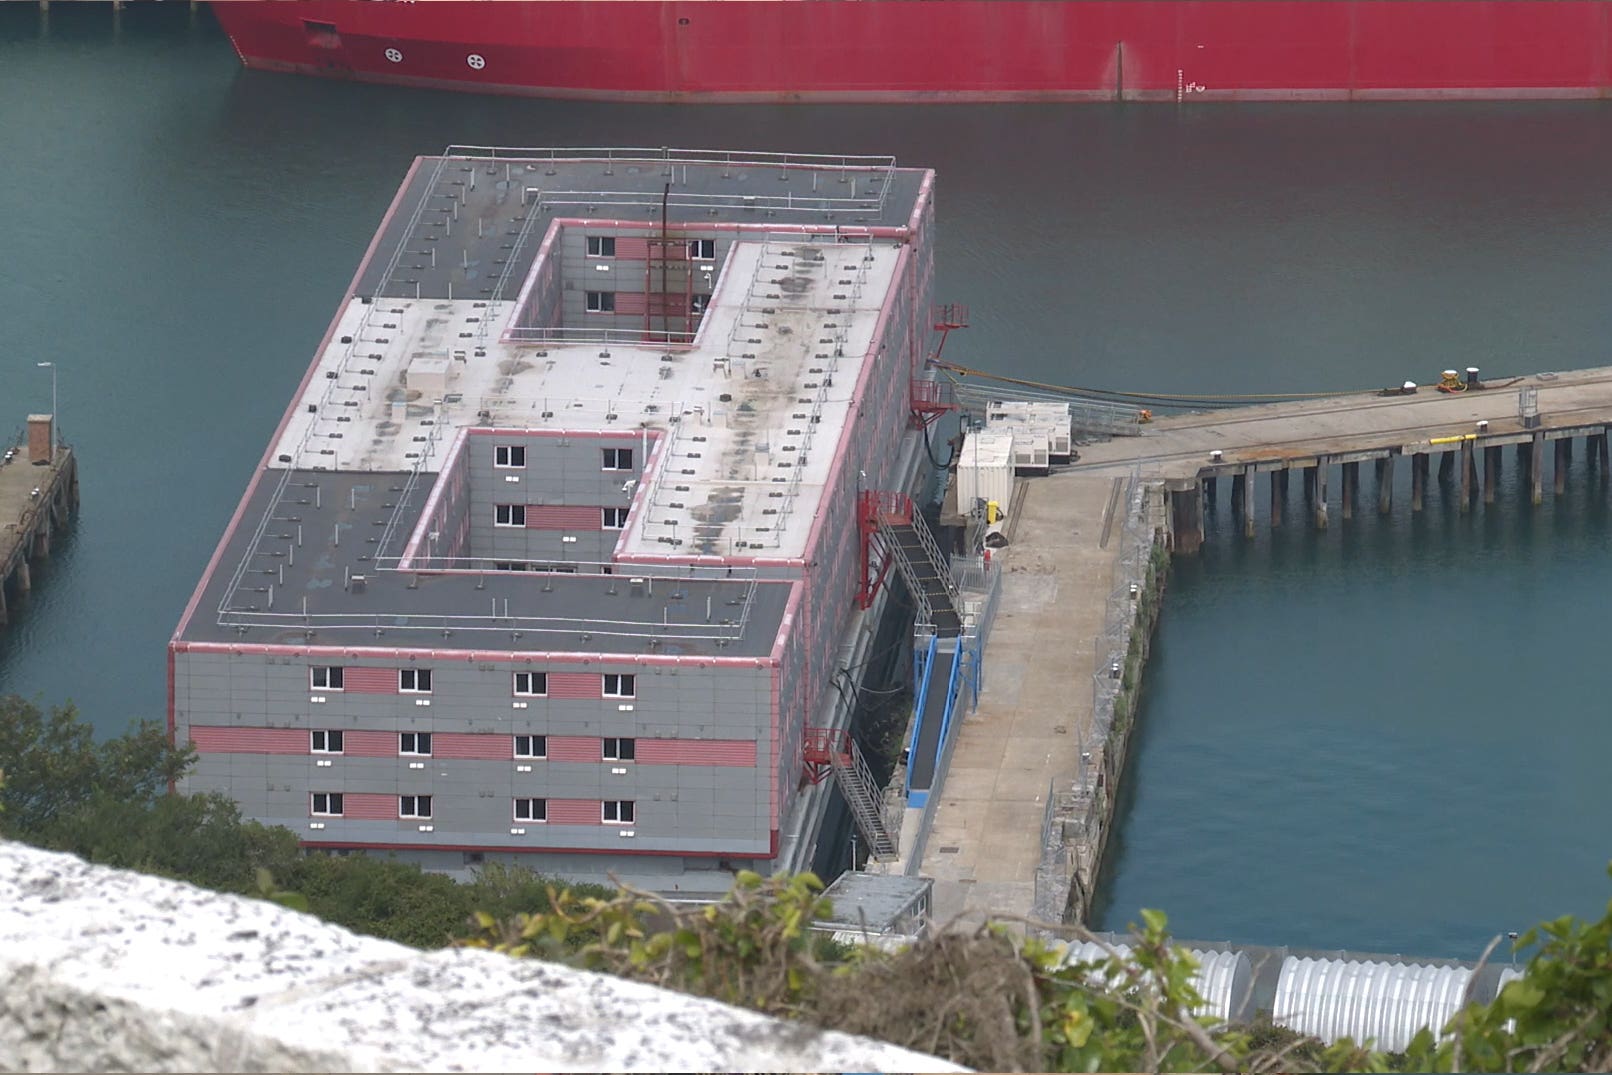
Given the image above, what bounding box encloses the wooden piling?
[1230,472,1244,516]
[1302,466,1315,504]
[1411,453,1427,512]
[1341,461,1358,520]
[1555,438,1570,496]
[1314,458,1330,529]
[1270,467,1286,527]
[1376,457,1393,514]
[1484,445,1500,505]
[1438,450,1455,483]
[1531,432,1545,505]
[1204,476,1217,508]
[1240,465,1254,538]
[1601,430,1611,478]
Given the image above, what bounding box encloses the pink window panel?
[613,237,649,259]
[342,667,398,694]
[342,793,399,820]
[340,730,397,757]
[545,735,602,762]
[526,505,602,531]
[636,739,756,767]
[545,673,603,700]
[189,727,306,755]
[432,733,511,760]
[545,799,603,825]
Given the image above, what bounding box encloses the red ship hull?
[211,1,1612,103]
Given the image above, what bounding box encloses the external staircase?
[803,727,898,861]
[857,490,962,638]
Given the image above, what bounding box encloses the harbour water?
[3,2,1611,957]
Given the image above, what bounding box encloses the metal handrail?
[218,608,750,642]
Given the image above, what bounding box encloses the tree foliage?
[0,694,608,947]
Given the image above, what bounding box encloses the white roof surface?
[272,238,902,561]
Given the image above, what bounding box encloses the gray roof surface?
[819,872,933,932]
[356,149,925,301]
[182,467,788,658]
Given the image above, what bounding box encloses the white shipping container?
[956,429,1015,512]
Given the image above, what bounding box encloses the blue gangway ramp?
[905,637,963,808]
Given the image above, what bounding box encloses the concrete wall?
[0,840,962,1073]
[173,648,776,872]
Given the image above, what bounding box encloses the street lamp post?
[36,362,57,450]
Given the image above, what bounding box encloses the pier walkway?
[914,365,1612,930]
[0,416,77,626]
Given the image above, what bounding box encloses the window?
[585,290,616,313]
[601,447,633,471]
[514,734,547,759]
[493,561,532,572]
[603,737,636,762]
[602,673,636,698]
[690,293,711,315]
[399,732,433,756]
[399,668,432,693]
[310,730,344,754]
[688,238,715,260]
[602,800,636,824]
[514,798,547,822]
[310,666,344,690]
[311,792,343,816]
[586,236,616,258]
[602,507,629,530]
[399,794,433,819]
[495,503,527,527]
[494,444,526,468]
[513,672,548,697]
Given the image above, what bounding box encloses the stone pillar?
[1271,467,1286,528]
[1242,464,1255,538]
[1484,446,1500,505]
[1341,461,1357,521]
[1314,457,1330,530]
[1459,439,1473,512]
[1376,457,1393,514]
[1555,438,1570,497]
[1170,483,1204,555]
[1438,450,1455,483]
[1411,453,1426,512]
[1531,432,1545,505]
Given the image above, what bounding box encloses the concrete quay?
[908,364,1612,932]
[0,416,78,626]
[901,469,1158,930]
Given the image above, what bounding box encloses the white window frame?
[602,800,636,825]
[310,666,344,691]
[585,290,616,314]
[513,671,548,697]
[601,447,633,472]
[514,797,547,822]
[399,732,433,757]
[398,668,432,694]
[603,737,636,762]
[310,729,344,754]
[586,235,616,258]
[494,444,526,468]
[311,792,344,817]
[601,507,629,530]
[688,238,715,260]
[495,503,527,527]
[514,734,547,759]
[399,794,433,819]
[602,673,636,699]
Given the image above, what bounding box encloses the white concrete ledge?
[0,841,964,1073]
